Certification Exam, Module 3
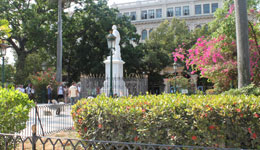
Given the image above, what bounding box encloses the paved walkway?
[18,104,73,136]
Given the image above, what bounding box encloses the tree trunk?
[235,0,251,88]
[15,52,27,84]
[56,0,63,82]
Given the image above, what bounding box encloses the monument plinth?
[101,25,129,97]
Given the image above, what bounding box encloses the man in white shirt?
[20,85,25,93]
[69,82,79,105]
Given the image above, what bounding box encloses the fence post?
[32,102,37,150]
[32,124,36,150]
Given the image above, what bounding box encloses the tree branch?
[248,21,260,52]
[7,38,20,53]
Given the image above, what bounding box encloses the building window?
[195,5,201,14]
[149,29,153,34]
[141,10,147,19]
[156,9,162,18]
[203,4,210,14]
[195,25,201,29]
[123,12,130,16]
[142,30,147,40]
[167,8,174,17]
[183,6,189,16]
[175,7,181,16]
[148,9,155,19]
[130,12,136,21]
[117,13,122,18]
[212,3,218,13]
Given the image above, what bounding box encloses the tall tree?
[57,0,63,82]
[143,18,194,92]
[51,0,76,82]
[0,0,57,84]
[61,0,141,83]
[234,0,251,88]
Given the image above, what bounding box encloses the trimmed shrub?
[0,88,34,133]
[0,88,34,148]
[72,94,260,149]
[222,84,260,96]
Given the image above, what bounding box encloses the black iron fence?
[80,75,148,98]
[0,133,247,150]
[17,103,73,137]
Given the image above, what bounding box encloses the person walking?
[69,82,78,105]
[57,82,64,102]
[77,83,81,100]
[47,84,52,104]
[31,85,35,100]
[64,85,68,103]
[25,84,32,98]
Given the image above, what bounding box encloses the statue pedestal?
[101,57,128,97]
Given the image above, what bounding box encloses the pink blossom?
[250,9,255,14]
[191,71,196,75]
[229,4,234,14]
[223,69,229,73]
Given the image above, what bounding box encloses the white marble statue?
[112,25,121,59]
[101,25,128,96]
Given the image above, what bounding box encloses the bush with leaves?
[72,94,260,148]
[0,88,34,148]
[30,68,58,103]
[222,84,260,96]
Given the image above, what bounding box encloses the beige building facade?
[112,0,223,42]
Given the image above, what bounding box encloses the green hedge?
[0,88,34,149]
[0,88,34,133]
[72,94,260,149]
[222,84,260,96]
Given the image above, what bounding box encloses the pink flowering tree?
[173,0,260,92]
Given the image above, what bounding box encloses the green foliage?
[143,18,195,91]
[1,0,142,84]
[29,68,58,103]
[72,94,260,148]
[62,0,141,83]
[0,19,11,39]
[25,52,53,83]
[222,84,260,96]
[0,88,34,133]
[0,0,57,84]
[0,64,15,85]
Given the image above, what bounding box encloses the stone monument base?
[100,57,128,97]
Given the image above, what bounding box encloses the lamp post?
[41,62,47,71]
[106,32,116,97]
[173,62,177,93]
[0,41,8,88]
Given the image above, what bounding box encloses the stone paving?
[18,104,73,136]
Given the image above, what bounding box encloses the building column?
[190,74,198,93]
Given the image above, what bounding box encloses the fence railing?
[81,75,148,98]
[17,104,73,137]
[0,133,248,150]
